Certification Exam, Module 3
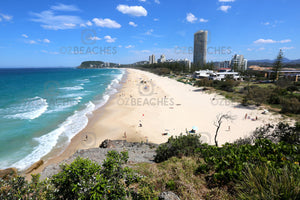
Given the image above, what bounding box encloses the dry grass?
[133,157,233,200]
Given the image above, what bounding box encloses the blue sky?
[0,0,299,67]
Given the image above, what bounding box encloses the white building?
[209,71,241,81]
[193,70,214,79]
[157,54,166,63]
[230,54,247,71]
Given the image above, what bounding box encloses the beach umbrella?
[192,126,198,131]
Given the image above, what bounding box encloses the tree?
[273,49,283,81]
[214,113,234,146]
[233,62,239,72]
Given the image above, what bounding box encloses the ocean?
[0,68,125,170]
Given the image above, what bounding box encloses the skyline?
[0,0,299,67]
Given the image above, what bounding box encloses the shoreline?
[25,68,291,178]
[23,69,129,177]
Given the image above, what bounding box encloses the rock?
[159,191,181,200]
[99,139,116,148]
[25,160,44,174]
[0,168,18,179]
[40,140,158,180]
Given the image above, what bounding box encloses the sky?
[0,0,299,67]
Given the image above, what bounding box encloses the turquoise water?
[0,68,124,170]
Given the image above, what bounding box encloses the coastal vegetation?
[1,122,299,199]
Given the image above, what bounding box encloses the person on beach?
[245,113,247,119]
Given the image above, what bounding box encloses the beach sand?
[27,68,288,177]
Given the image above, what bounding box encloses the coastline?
[24,68,129,177]
[25,68,290,178]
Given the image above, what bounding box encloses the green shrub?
[51,151,138,200]
[236,164,300,200]
[154,134,202,163]
[197,139,300,188]
[0,174,49,200]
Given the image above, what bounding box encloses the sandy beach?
[27,68,289,177]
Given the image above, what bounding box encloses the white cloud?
[27,40,37,44]
[279,39,291,43]
[22,34,28,38]
[41,50,59,55]
[86,21,92,26]
[219,0,235,2]
[92,18,121,28]
[254,39,276,44]
[281,47,294,50]
[154,0,160,4]
[31,10,83,30]
[51,3,80,12]
[186,13,197,23]
[89,36,101,41]
[139,0,146,2]
[141,50,151,53]
[0,13,13,21]
[218,5,231,12]
[116,5,147,17]
[199,18,208,23]
[43,39,50,43]
[104,35,116,43]
[247,48,253,51]
[125,45,135,48]
[258,47,265,51]
[254,39,291,44]
[129,21,138,27]
[153,18,159,21]
[262,22,270,26]
[145,29,154,35]
[262,20,284,27]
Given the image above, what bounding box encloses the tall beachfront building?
[193,30,208,66]
[149,54,156,64]
[231,54,248,71]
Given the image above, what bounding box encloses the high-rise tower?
[193,30,208,66]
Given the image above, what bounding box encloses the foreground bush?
[154,134,202,163]
[236,164,300,200]
[0,151,139,200]
[197,139,300,189]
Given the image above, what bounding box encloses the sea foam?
[4,97,48,120]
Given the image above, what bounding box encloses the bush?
[236,164,300,200]
[217,79,238,92]
[197,139,300,188]
[51,151,138,200]
[0,174,50,200]
[246,86,271,106]
[154,134,202,163]
[280,97,300,114]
